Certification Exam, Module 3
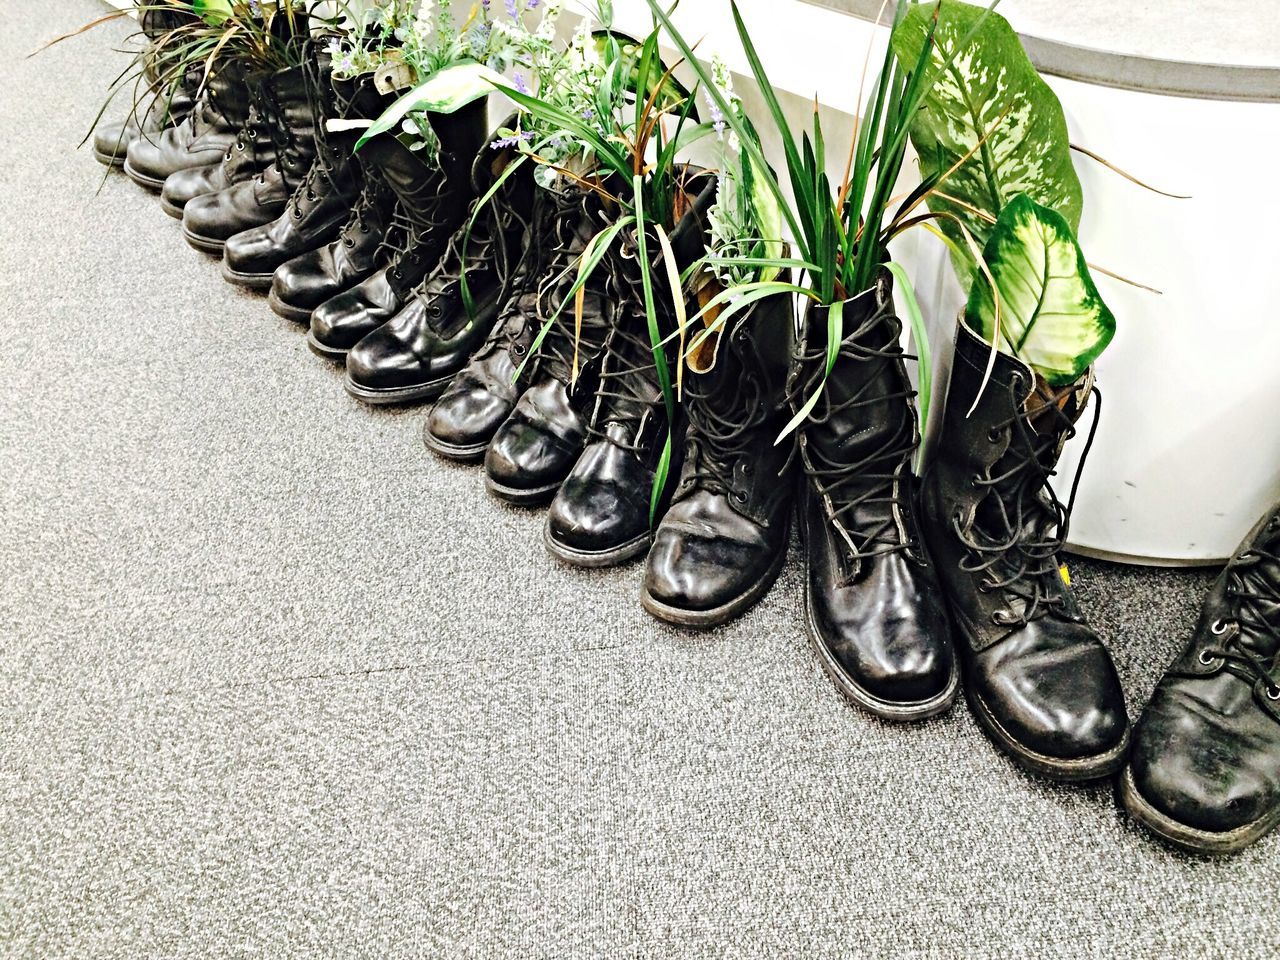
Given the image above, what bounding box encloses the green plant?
[890,0,1116,388]
[965,194,1114,385]
[648,0,1002,439]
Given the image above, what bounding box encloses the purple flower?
[528,0,541,7]
[514,73,529,94]
[505,0,518,19]
[491,131,535,150]
[580,107,594,120]
[325,37,342,56]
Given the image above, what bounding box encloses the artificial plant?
[890,0,1115,386]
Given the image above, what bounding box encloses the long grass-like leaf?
[885,261,931,462]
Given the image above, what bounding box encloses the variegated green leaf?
[890,1,1082,283]
[965,194,1114,386]
[354,61,506,152]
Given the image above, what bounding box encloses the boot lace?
[587,321,664,452]
[953,377,1102,627]
[1199,519,1280,697]
[789,306,920,565]
[681,339,767,500]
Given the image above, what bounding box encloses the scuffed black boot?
[795,277,957,722]
[268,76,399,323]
[159,69,277,219]
[422,181,596,461]
[544,172,718,565]
[921,320,1129,774]
[123,60,252,191]
[481,183,623,505]
[221,48,369,288]
[182,61,318,255]
[343,136,535,404]
[642,291,795,626]
[1122,501,1280,854]
[306,99,487,359]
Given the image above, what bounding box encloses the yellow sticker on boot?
[1060,564,1071,586]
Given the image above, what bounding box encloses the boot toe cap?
[645,519,773,614]
[426,385,510,451]
[547,477,647,556]
[273,248,333,308]
[346,329,421,390]
[223,223,278,275]
[161,162,221,208]
[485,421,576,494]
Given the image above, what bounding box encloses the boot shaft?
[790,275,921,566]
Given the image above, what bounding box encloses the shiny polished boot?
[921,320,1129,773]
[343,137,535,404]
[160,70,276,219]
[422,182,597,461]
[544,172,718,564]
[94,4,197,164]
[796,277,957,722]
[268,78,398,323]
[1122,500,1280,853]
[182,62,318,255]
[222,50,369,288]
[123,60,252,191]
[481,182,623,505]
[642,291,795,626]
[306,100,487,360]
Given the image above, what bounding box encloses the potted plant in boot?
[304,0,524,363]
[890,0,1131,775]
[641,56,795,627]
[268,10,412,324]
[651,0,964,719]
[179,3,321,254]
[477,17,709,518]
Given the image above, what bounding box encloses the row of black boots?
[98,19,1279,856]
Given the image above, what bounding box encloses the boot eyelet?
[987,428,1002,442]
[1268,686,1280,701]
[978,577,996,593]
[1210,618,1232,636]
[735,491,748,504]
[1198,649,1220,667]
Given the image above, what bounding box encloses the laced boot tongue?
[1229,516,1280,660]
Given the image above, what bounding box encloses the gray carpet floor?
[2,4,1276,958]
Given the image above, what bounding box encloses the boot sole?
[343,372,452,406]
[122,158,166,192]
[542,523,651,569]
[640,530,790,630]
[305,331,348,362]
[801,548,959,722]
[159,194,185,220]
[422,424,489,463]
[221,261,274,290]
[269,289,316,325]
[1118,765,1280,855]
[93,147,126,168]
[484,475,560,507]
[966,681,1130,782]
[182,224,225,255]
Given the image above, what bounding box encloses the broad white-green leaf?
[891,1,1083,283]
[354,61,506,152]
[739,114,785,283]
[965,194,1114,386]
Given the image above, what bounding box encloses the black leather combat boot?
[182,62,318,254]
[159,69,277,218]
[306,100,487,359]
[481,182,623,505]
[421,182,594,461]
[343,136,535,404]
[268,76,398,323]
[221,49,368,288]
[123,60,252,191]
[1122,500,1280,854]
[921,320,1129,773]
[544,172,718,565]
[642,291,796,626]
[795,277,957,722]
[94,7,198,167]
